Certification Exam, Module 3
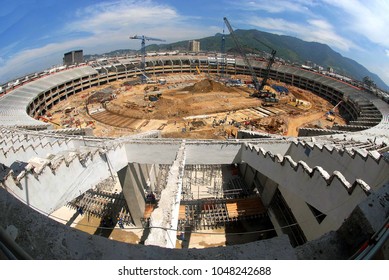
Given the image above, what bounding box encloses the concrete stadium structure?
[0,54,388,259]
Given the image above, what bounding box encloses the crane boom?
[130,35,165,42]
[253,37,277,91]
[223,17,260,90]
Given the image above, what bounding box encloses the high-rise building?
[63,50,84,66]
[188,40,200,52]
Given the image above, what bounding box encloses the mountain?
[86,29,389,90]
[84,49,137,60]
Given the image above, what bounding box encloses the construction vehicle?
[262,97,279,107]
[326,114,335,122]
[253,37,277,92]
[223,17,261,91]
[324,100,342,121]
[130,35,165,83]
[39,116,60,126]
[223,17,277,101]
[328,100,342,114]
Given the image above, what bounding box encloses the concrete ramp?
[145,141,186,248]
[241,144,371,232]
[286,140,389,188]
[0,145,127,214]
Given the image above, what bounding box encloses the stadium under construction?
[0,52,388,260]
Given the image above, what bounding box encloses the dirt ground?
[46,74,346,139]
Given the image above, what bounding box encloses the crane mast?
[130,35,165,82]
[223,17,260,91]
[220,28,226,78]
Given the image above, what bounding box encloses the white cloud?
[322,0,389,47]
[247,16,355,51]
[232,0,316,14]
[0,0,218,83]
[386,50,389,57]
[0,38,94,82]
[65,0,212,42]
[68,1,178,34]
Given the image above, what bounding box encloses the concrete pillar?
[259,175,279,207]
[117,164,146,227]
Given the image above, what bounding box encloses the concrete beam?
[145,141,186,248]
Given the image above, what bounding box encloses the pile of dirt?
[183,79,235,93]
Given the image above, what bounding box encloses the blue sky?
[1,0,389,87]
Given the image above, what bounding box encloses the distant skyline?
[1,0,389,87]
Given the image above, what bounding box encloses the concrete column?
[261,176,279,207]
[117,164,146,227]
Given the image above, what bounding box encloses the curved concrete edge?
[1,177,387,259]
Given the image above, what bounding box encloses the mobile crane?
[223,17,261,91]
[253,37,277,92]
[223,17,278,100]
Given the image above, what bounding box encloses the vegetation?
[86,29,389,90]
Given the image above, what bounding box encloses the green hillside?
[86,29,389,90]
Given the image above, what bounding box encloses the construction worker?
[77,206,84,215]
[118,217,124,229]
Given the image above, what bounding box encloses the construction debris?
[47,74,346,138]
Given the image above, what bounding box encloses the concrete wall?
[278,186,330,241]
[0,137,82,167]
[256,173,279,207]
[125,142,180,164]
[240,162,279,207]
[185,142,242,164]
[248,142,291,155]
[3,152,110,214]
[286,142,389,189]
[298,128,344,137]
[147,163,160,192]
[240,144,370,239]
[1,144,127,214]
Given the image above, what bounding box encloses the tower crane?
[253,37,277,92]
[220,27,226,78]
[223,17,261,91]
[130,35,165,82]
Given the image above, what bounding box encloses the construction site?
[45,74,345,140]
[38,60,350,249]
[1,17,388,260]
[36,67,348,250]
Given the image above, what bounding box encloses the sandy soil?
[46,74,346,139]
